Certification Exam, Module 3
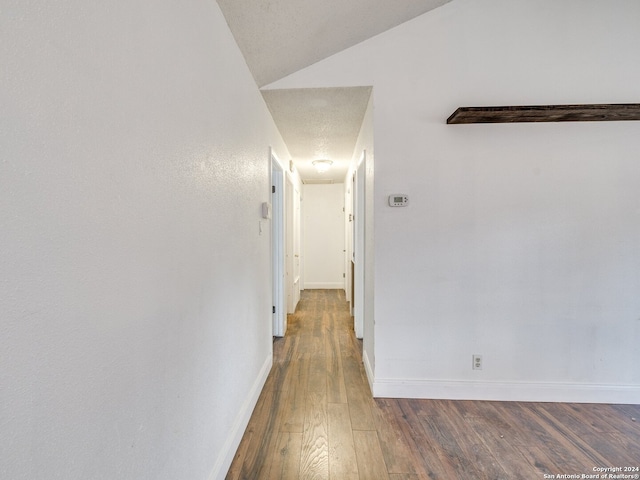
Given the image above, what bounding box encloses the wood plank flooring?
[226,290,640,479]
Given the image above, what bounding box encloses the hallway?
[226,290,640,479]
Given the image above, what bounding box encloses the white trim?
[208,354,273,480]
[303,282,344,289]
[371,378,640,404]
[362,349,374,393]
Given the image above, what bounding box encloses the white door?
[285,176,301,314]
[271,150,286,337]
[353,152,365,339]
[292,185,301,307]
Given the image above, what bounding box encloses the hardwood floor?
[226,290,640,479]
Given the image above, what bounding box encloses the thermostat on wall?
[388,194,409,207]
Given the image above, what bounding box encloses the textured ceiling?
[216,0,453,182]
[216,0,452,88]
[262,87,372,183]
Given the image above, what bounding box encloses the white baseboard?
[208,354,273,480]
[303,282,344,289]
[371,378,640,404]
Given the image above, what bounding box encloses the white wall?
[0,1,290,479]
[267,0,640,403]
[303,184,345,289]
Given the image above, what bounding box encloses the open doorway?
[263,86,373,346]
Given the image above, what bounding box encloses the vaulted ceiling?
[216,0,454,181]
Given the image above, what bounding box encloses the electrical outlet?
[472,354,483,370]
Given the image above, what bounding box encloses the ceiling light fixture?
[312,159,333,173]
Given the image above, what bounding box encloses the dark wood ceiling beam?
[446,103,640,124]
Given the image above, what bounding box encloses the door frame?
[270,148,286,337]
[353,151,366,339]
[285,174,301,314]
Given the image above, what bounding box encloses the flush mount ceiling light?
[312,159,333,173]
